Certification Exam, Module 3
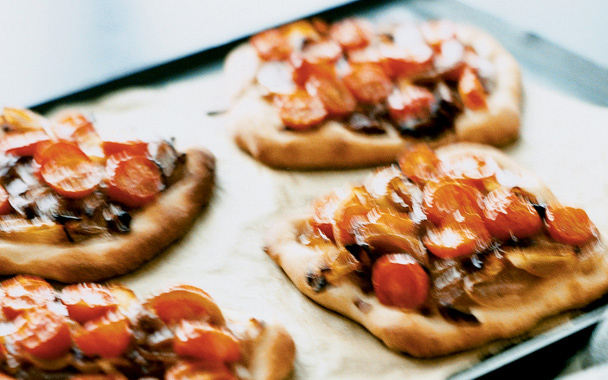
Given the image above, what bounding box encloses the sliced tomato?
[0,131,50,157]
[174,321,241,362]
[290,40,341,85]
[40,146,102,199]
[310,192,342,241]
[420,20,457,49]
[71,122,105,161]
[332,187,373,247]
[166,361,237,380]
[1,275,55,320]
[397,144,442,184]
[459,67,487,110]
[13,308,71,360]
[305,74,356,117]
[105,153,163,208]
[422,180,483,225]
[372,254,429,309]
[102,140,148,158]
[61,283,118,324]
[343,63,393,104]
[146,285,225,326]
[424,214,491,259]
[442,154,499,191]
[545,205,598,246]
[250,28,292,61]
[379,43,433,78]
[72,311,132,358]
[275,89,328,129]
[34,141,81,166]
[483,187,542,241]
[0,185,11,215]
[387,82,435,126]
[329,18,373,50]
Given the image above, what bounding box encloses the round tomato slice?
[372,254,429,309]
[72,311,132,358]
[173,321,241,362]
[379,43,433,78]
[0,131,50,157]
[305,74,356,117]
[146,285,225,326]
[275,90,328,130]
[1,275,55,320]
[442,154,499,191]
[397,144,442,184]
[291,40,341,86]
[458,67,487,110]
[422,180,483,225]
[329,18,373,50]
[61,283,118,324]
[310,192,341,241]
[343,63,393,104]
[102,140,148,158]
[13,308,71,360]
[483,187,542,241]
[250,28,292,61]
[423,214,491,259]
[387,83,435,126]
[166,361,237,380]
[545,205,598,246]
[105,153,164,208]
[40,146,102,199]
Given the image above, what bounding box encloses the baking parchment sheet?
[43,44,608,380]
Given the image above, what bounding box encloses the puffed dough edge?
[0,148,216,283]
[248,323,296,380]
[223,23,521,170]
[264,143,608,357]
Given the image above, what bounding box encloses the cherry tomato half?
[102,140,149,158]
[397,144,442,184]
[423,214,491,259]
[305,74,357,117]
[146,285,225,326]
[0,131,50,157]
[1,275,55,320]
[13,308,71,360]
[61,283,118,324]
[545,205,597,246]
[329,18,373,50]
[72,311,132,358]
[105,153,164,208]
[250,28,292,61]
[343,63,393,104]
[275,90,328,130]
[40,146,102,199]
[458,67,487,110]
[483,187,542,241]
[372,253,429,309]
[387,83,435,126]
[173,321,241,362]
[422,180,483,225]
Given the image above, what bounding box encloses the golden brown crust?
[0,148,215,283]
[247,323,296,380]
[265,143,608,357]
[224,23,521,170]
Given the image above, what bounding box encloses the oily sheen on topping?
[225,17,521,169]
[265,143,608,357]
[0,275,295,380]
[0,108,215,282]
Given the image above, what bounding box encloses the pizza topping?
[72,311,133,358]
[61,283,119,324]
[275,89,328,129]
[251,18,498,138]
[40,146,103,199]
[146,285,225,326]
[302,144,600,315]
[105,153,164,208]
[173,321,241,362]
[13,308,72,360]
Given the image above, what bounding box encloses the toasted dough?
[0,148,215,283]
[265,144,608,357]
[246,322,297,380]
[225,24,521,170]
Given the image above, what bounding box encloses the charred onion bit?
[545,205,598,246]
[251,18,495,137]
[303,144,600,313]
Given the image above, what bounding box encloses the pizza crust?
[0,148,215,283]
[264,143,608,357]
[246,322,296,380]
[224,24,521,170]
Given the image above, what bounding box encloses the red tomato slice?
[442,154,499,190]
[105,153,164,208]
[310,192,342,241]
[13,308,71,360]
[305,74,356,117]
[275,90,328,129]
[1,275,55,320]
[545,205,598,246]
[250,28,292,61]
[34,141,81,166]
[102,141,148,158]
[0,131,50,157]
[423,214,491,259]
[343,63,393,104]
[459,67,487,110]
[173,321,241,362]
[483,187,542,241]
[72,311,132,358]
[372,253,429,309]
[41,147,102,199]
[166,361,237,380]
[329,18,373,50]
[379,43,434,78]
[387,83,435,125]
[146,285,225,326]
[61,283,119,324]
[422,180,483,225]
[397,144,442,184]
[420,20,457,49]
[0,185,11,215]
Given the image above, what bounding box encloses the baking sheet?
[38,5,608,380]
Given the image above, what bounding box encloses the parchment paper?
[44,50,608,380]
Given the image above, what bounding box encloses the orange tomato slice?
[305,74,357,117]
[422,180,483,225]
[1,275,55,320]
[387,83,435,126]
[545,205,598,246]
[173,321,241,362]
[102,140,148,158]
[423,214,491,259]
[40,146,102,199]
[372,253,429,309]
[146,285,225,326]
[275,89,328,129]
[343,63,393,104]
[483,187,542,241]
[458,66,487,110]
[61,283,118,324]
[397,144,442,184]
[250,28,292,61]
[0,131,50,157]
[13,308,71,360]
[72,311,132,358]
[329,18,373,50]
[105,153,163,208]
